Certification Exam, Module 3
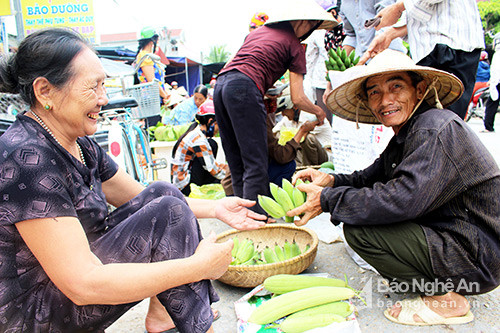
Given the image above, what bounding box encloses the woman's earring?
[44,105,51,110]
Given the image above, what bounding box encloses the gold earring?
[45,105,51,110]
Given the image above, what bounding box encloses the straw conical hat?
[264,0,338,30]
[325,49,464,124]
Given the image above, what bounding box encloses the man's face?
[365,72,426,133]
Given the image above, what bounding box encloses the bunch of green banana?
[262,241,305,264]
[259,180,307,222]
[324,47,360,81]
[231,237,309,265]
[231,237,260,265]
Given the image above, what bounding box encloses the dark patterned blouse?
[0,114,118,319]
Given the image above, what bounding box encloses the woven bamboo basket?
[216,224,319,288]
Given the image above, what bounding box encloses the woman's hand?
[214,197,267,230]
[286,183,324,226]
[194,231,233,280]
[292,168,334,188]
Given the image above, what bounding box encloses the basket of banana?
[215,224,319,288]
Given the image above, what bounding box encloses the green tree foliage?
[478,0,500,45]
[204,45,231,63]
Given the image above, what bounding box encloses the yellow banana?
[258,195,286,218]
[275,187,295,213]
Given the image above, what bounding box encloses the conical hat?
[264,0,338,30]
[325,50,464,124]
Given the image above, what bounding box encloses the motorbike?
[465,86,489,122]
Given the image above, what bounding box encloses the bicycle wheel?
[131,124,154,184]
[108,125,138,181]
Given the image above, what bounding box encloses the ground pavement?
[106,116,500,333]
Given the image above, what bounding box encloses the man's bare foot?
[388,292,470,323]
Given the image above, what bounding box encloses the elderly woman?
[0,28,266,333]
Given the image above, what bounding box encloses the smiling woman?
[0,27,267,332]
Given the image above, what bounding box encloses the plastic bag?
[278,127,299,145]
[188,183,226,200]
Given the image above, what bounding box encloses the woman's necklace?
[31,110,86,166]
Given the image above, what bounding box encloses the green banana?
[325,60,333,71]
[328,47,336,59]
[349,49,356,62]
[352,56,360,66]
[340,48,347,63]
[274,244,285,261]
[231,237,240,258]
[238,239,256,264]
[292,187,305,208]
[263,246,279,264]
[285,216,295,223]
[291,241,301,257]
[344,54,351,67]
[283,240,294,260]
[282,179,295,200]
[269,183,280,202]
[295,178,304,187]
[275,187,294,213]
[241,252,260,265]
[258,195,286,218]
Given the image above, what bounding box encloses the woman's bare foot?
[145,297,220,333]
[388,292,470,323]
[145,297,175,333]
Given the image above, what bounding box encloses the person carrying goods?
[134,27,170,106]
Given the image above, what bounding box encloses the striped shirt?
[171,126,226,191]
[403,0,485,62]
[340,0,408,58]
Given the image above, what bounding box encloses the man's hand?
[292,168,334,188]
[375,1,405,30]
[313,105,326,125]
[300,120,319,133]
[214,197,267,230]
[323,81,333,105]
[358,32,393,65]
[358,25,407,65]
[286,183,323,226]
